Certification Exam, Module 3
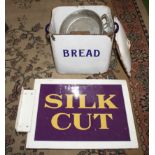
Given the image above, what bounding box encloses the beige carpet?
[6,0,149,154]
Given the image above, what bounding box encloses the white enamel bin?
[48,6,131,76]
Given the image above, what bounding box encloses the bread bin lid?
[114,17,131,76]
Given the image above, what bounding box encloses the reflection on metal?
[60,10,107,35]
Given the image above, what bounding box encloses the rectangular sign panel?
[26,79,138,149]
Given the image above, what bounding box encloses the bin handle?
[101,14,109,30]
[45,23,50,34]
[101,15,119,35]
[45,23,55,41]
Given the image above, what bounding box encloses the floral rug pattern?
[6,0,148,154]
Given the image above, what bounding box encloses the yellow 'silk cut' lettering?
[44,93,117,109]
[44,93,118,130]
[51,113,113,130]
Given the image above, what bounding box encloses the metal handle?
[101,14,109,30]
[45,23,50,34]
[101,15,119,36]
[45,23,50,40]
[45,23,55,41]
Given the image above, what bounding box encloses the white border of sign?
[26,79,138,149]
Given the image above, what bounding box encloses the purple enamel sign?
[34,84,130,141]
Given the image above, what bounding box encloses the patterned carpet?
[5,0,149,155]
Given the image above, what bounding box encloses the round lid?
[59,10,104,35]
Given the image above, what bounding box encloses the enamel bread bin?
[48,6,131,76]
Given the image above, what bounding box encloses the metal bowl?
[59,10,105,35]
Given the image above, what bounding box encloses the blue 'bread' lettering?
[63,50,69,57]
[71,49,77,57]
[63,49,101,57]
[79,49,85,57]
[94,50,100,57]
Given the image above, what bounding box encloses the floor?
[136,0,149,30]
[5,0,149,155]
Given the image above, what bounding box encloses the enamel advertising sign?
[25,79,138,149]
